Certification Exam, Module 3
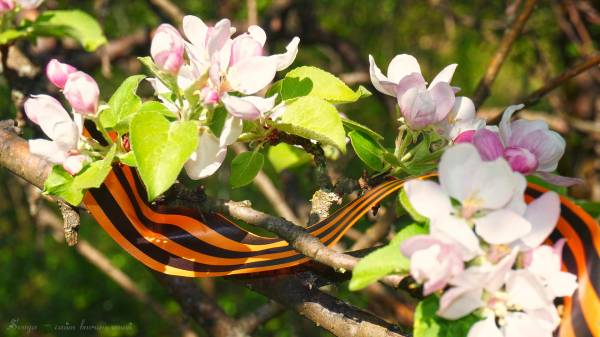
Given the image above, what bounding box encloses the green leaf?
[137,101,177,119]
[130,109,198,201]
[267,143,312,173]
[349,224,426,291]
[117,151,137,167]
[0,29,29,45]
[138,57,178,92]
[575,200,600,218]
[31,10,107,51]
[342,118,384,141]
[399,188,428,223]
[43,145,117,205]
[275,96,346,153]
[414,296,481,337]
[348,130,386,171]
[100,75,146,132]
[281,66,370,103]
[230,152,264,188]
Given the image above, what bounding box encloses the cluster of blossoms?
[149,16,299,179]
[0,0,42,12]
[26,60,100,175]
[370,54,580,187]
[400,144,578,337]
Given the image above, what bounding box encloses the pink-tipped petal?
[46,59,77,89]
[472,128,504,161]
[428,82,455,123]
[63,71,100,116]
[227,56,277,95]
[151,24,185,74]
[368,55,397,96]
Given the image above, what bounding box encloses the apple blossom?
[46,59,77,89]
[369,54,456,129]
[455,104,582,186]
[24,95,86,175]
[523,240,578,298]
[151,24,185,74]
[63,71,100,116]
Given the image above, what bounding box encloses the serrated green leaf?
[267,143,312,173]
[281,66,370,103]
[230,151,264,188]
[72,145,116,190]
[414,296,481,337]
[342,118,384,141]
[137,101,177,119]
[130,109,198,201]
[31,10,107,51]
[349,224,425,291]
[348,130,386,171]
[399,188,428,223]
[100,75,146,132]
[275,96,346,153]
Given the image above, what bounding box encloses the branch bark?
[472,0,538,108]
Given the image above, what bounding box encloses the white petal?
[220,115,243,147]
[29,139,69,163]
[439,143,483,202]
[387,54,421,83]
[437,286,483,320]
[268,37,300,71]
[182,15,208,48]
[184,131,227,180]
[430,64,457,88]
[467,315,503,337]
[504,312,553,337]
[475,209,531,244]
[431,216,482,260]
[452,96,476,121]
[247,25,267,46]
[503,172,528,215]
[24,95,72,140]
[52,120,79,150]
[471,159,518,210]
[227,56,277,95]
[499,104,525,145]
[506,270,552,310]
[368,55,397,96]
[547,271,578,298]
[207,19,232,58]
[519,192,560,248]
[221,94,261,120]
[403,180,452,220]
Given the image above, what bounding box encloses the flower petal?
[504,312,553,337]
[227,56,277,95]
[220,115,243,147]
[403,180,453,220]
[499,104,525,145]
[472,129,504,161]
[506,270,552,310]
[536,172,583,187]
[182,15,208,48]
[437,286,483,320]
[24,95,72,140]
[475,209,531,244]
[394,72,426,98]
[368,55,397,96]
[247,25,267,46]
[268,37,300,71]
[206,19,232,58]
[428,82,456,123]
[430,63,457,88]
[184,131,227,180]
[221,94,261,120]
[547,272,578,298]
[467,315,503,337]
[439,143,483,202]
[431,215,482,260]
[387,54,421,83]
[28,139,69,164]
[519,191,560,248]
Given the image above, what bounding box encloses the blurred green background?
[1,0,599,336]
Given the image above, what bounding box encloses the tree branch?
[472,0,538,108]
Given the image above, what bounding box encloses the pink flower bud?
[454,130,476,144]
[229,34,263,66]
[0,0,14,12]
[151,24,185,74]
[504,146,538,174]
[63,71,100,116]
[46,59,77,89]
[62,154,87,175]
[200,87,219,104]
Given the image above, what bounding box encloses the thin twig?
[472,0,538,108]
[236,301,284,334]
[521,54,600,107]
[148,0,184,24]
